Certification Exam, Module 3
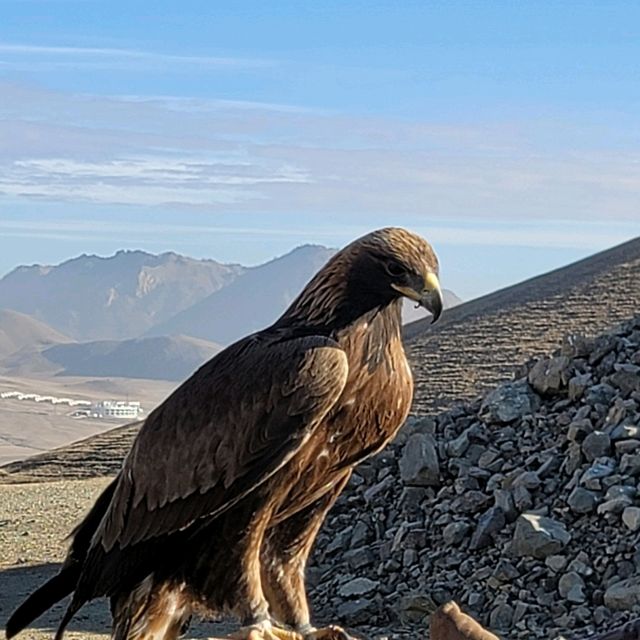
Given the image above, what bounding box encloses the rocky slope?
[405,236,640,414]
[309,314,640,639]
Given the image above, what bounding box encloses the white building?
[91,400,142,420]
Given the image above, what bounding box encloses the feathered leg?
[111,577,191,640]
[261,472,353,640]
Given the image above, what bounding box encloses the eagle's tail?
[5,565,80,639]
[5,478,118,639]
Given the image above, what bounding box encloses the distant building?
[91,400,142,420]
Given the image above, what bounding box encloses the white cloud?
[0,42,273,70]
[0,81,639,227]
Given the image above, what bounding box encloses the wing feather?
[95,333,348,552]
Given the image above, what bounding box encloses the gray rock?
[558,571,586,603]
[621,453,640,476]
[580,458,616,489]
[623,506,640,532]
[447,430,470,457]
[512,513,571,559]
[567,487,598,514]
[395,593,435,624]
[611,422,640,441]
[546,555,568,572]
[399,433,440,486]
[489,602,514,630]
[568,373,592,401]
[582,431,611,462]
[336,598,377,624]
[442,521,471,545]
[604,577,640,609]
[597,495,632,515]
[528,355,573,395]
[494,488,518,522]
[480,380,540,424]
[338,577,379,598]
[469,506,506,550]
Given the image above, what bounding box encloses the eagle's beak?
[392,272,443,323]
[419,272,443,323]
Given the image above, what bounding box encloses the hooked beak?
[392,272,443,323]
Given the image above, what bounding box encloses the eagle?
[7,227,442,640]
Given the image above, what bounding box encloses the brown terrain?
[0,236,639,639]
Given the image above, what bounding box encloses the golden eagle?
[7,227,442,640]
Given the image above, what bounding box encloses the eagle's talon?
[305,625,356,640]
[227,621,304,640]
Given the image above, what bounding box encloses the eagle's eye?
[385,260,406,277]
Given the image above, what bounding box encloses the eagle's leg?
[261,472,354,640]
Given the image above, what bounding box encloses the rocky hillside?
[0,250,244,341]
[405,236,640,414]
[309,314,640,639]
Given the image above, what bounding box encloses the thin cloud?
[0,42,274,70]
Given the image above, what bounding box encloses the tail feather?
[5,565,79,639]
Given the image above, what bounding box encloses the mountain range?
[0,245,461,381]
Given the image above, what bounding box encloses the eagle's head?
[281,227,443,331]
[350,227,443,323]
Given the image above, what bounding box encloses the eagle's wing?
[96,333,348,552]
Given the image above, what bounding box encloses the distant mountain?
[2,335,221,381]
[147,245,336,344]
[0,309,72,359]
[0,250,245,341]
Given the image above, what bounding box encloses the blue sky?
[1,1,639,300]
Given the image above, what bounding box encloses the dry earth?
[0,375,174,465]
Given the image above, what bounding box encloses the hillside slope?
[0,309,72,359]
[148,245,336,344]
[0,251,244,341]
[405,236,640,413]
[2,335,221,381]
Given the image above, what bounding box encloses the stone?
[512,513,571,559]
[442,521,471,546]
[338,577,379,598]
[480,380,540,424]
[558,572,586,603]
[395,593,435,624]
[604,577,640,609]
[621,453,640,476]
[494,488,518,522]
[623,507,640,532]
[399,433,440,486]
[611,422,640,441]
[469,506,506,550]
[447,430,470,457]
[528,355,573,394]
[335,598,376,624]
[581,431,611,462]
[568,373,592,401]
[545,555,568,572]
[489,602,514,630]
[580,458,616,489]
[567,487,598,514]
